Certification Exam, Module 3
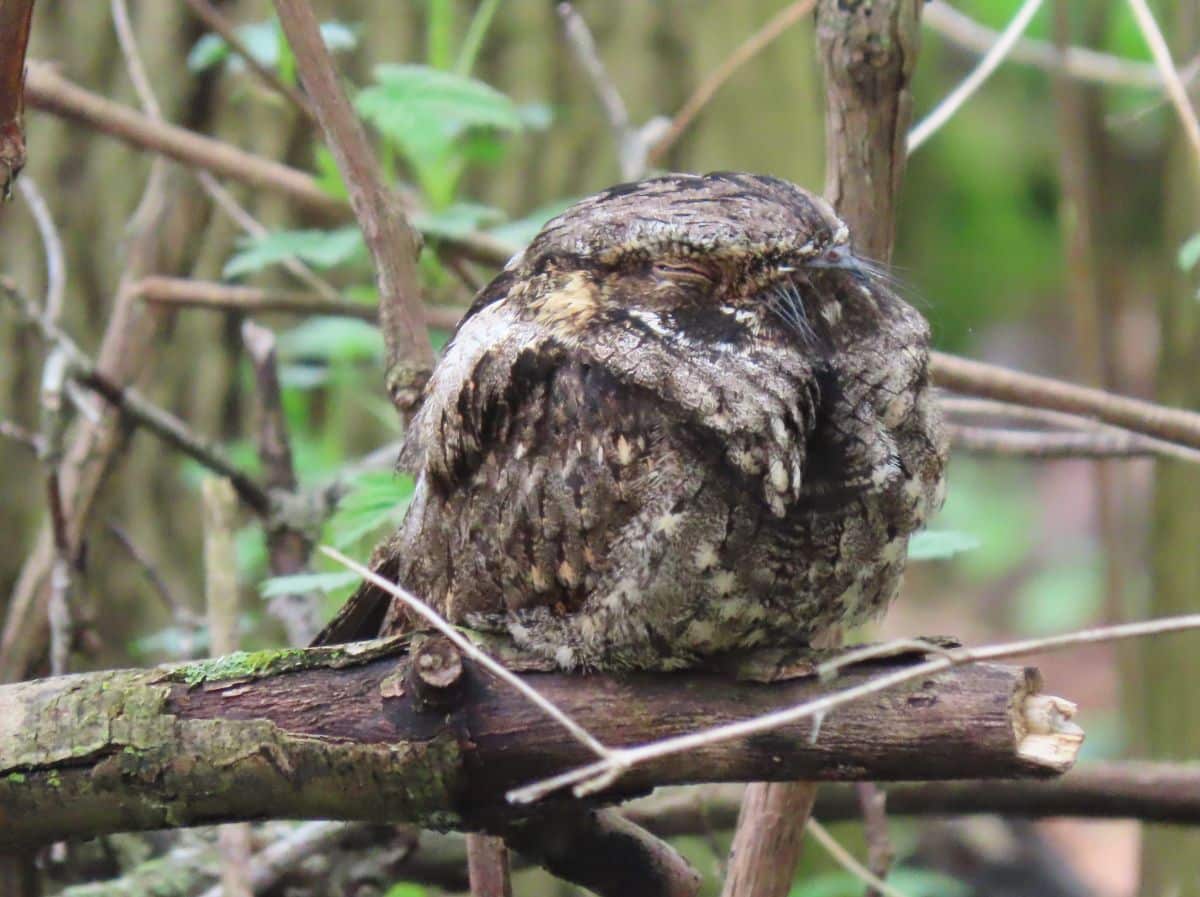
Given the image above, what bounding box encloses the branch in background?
[273,0,433,415]
[182,0,316,123]
[947,424,1168,460]
[106,521,201,632]
[1125,0,1200,170]
[649,0,816,166]
[923,0,1197,90]
[908,0,1046,154]
[0,0,34,197]
[940,395,1200,464]
[0,638,1073,849]
[242,321,322,646]
[134,276,467,330]
[930,351,1200,452]
[17,177,65,319]
[556,3,669,180]
[0,279,270,513]
[856,783,894,897]
[201,477,254,897]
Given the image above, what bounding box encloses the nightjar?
[316,172,947,671]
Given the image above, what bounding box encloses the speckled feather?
[314,173,947,670]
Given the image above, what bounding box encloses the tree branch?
[0,638,1076,849]
[272,0,433,414]
[0,0,34,197]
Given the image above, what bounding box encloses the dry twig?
[1125,0,1200,169]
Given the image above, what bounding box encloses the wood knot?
[406,635,465,712]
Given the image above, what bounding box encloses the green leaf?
[355,64,523,203]
[188,19,356,75]
[259,571,361,598]
[276,317,383,364]
[329,471,415,547]
[487,199,576,249]
[223,227,365,278]
[412,201,505,240]
[907,529,982,561]
[789,868,967,897]
[384,884,427,897]
[516,102,554,131]
[187,34,231,73]
[1179,233,1200,273]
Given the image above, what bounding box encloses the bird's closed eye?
[651,261,714,285]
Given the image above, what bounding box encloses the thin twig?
[1125,0,1200,170]
[510,613,1200,803]
[909,0,1047,153]
[134,276,467,330]
[931,351,1200,452]
[106,521,200,628]
[556,3,668,180]
[806,819,909,897]
[923,0,1198,90]
[649,0,817,164]
[856,783,894,897]
[273,0,434,414]
[183,0,317,123]
[319,545,612,760]
[2,278,270,513]
[947,424,1167,460]
[17,178,65,322]
[0,418,44,454]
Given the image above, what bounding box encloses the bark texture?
[0,638,1077,847]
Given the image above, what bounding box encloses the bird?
[315,172,947,671]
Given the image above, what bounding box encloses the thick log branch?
[0,637,1079,848]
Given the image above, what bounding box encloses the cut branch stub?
[408,635,466,711]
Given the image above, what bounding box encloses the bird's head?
[492,171,898,352]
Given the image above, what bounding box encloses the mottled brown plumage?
[315,172,947,670]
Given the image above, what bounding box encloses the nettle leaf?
[412,202,505,240]
[355,64,523,202]
[907,530,981,561]
[223,227,365,278]
[276,317,383,364]
[330,471,415,547]
[188,19,357,74]
[1179,233,1200,273]
[260,571,361,598]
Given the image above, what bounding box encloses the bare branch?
[1,278,270,513]
[1126,0,1200,170]
[923,0,1196,90]
[0,639,1073,847]
[649,1,817,165]
[556,3,669,180]
[16,177,65,321]
[272,0,434,414]
[182,0,317,123]
[0,0,34,197]
[134,276,467,330]
[908,0,1047,154]
[931,351,1200,452]
[511,614,1200,803]
[806,819,909,897]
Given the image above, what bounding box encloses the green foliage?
[223,227,367,279]
[384,884,426,897]
[907,529,982,561]
[328,470,416,548]
[789,867,967,897]
[259,571,361,598]
[188,19,356,75]
[355,63,526,207]
[1179,233,1200,276]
